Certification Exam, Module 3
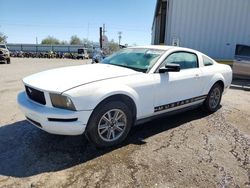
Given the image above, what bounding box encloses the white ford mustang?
[18,45,232,147]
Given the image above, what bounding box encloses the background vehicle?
[91,50,105,63]
[18,46,232,148]
[77,48,89,59]
[0,43,10,64]
[233,44,250,79]
[91,53,104,63]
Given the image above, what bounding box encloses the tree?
[70,35,81,45]
[0,32,8,43]
[60,40,68,45]
[82,38,93,48]
[41,36,60,45]
[107,39,120,54]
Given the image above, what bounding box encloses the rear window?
[235,44,250,57]
[203,56,214,66]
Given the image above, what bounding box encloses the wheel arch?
[86,93,137,129]
[214,80,224,92]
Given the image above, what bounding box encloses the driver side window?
[162,52,198,70]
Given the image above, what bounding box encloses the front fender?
[64,82,139,112]
[96,84,139,107]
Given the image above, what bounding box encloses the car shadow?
[0,107,211,178]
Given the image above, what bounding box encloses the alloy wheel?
[97,109,127,142]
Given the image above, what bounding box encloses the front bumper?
[17,91,92,135]
[0,55,8,61]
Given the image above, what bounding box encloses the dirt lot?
[0,58,250,188]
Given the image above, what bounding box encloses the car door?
[153,51,205,113]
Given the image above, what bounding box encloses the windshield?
[102,48,165,73]
[0,45,6,49]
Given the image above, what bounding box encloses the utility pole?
[102,24,107,36]
[35,37,38,53]
[118,31,122,46]
[99,27,103,49]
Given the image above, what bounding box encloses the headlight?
[3,50,8,54]
[50,93,76,111]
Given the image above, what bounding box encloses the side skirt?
[134,102,203,126]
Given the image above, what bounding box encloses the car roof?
[128,45,173,51]
[128,45,199,53]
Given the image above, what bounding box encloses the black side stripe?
[154,95,207,112]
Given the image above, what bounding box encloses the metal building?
[152,0,250,59]
[6,43,99,53]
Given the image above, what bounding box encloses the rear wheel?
[86,101,133,148]
[203,83,223,112]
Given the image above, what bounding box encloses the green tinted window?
[102,48,164,73]
[164,52,198,69]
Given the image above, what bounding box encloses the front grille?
[25,86,46,105]
[0,51,3,55]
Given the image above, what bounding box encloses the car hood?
[0,48,8,53]
[23,64,139,93]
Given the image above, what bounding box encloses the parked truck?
[0,43,10,64]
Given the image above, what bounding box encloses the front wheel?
[203,83,223,112]
[86,101,133,148]
[6,58,10,64]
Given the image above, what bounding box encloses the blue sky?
[0,0,156,45]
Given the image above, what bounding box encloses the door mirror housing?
[159,64,180,73]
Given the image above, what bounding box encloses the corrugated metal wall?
[152,15,161,44]
[163,0,250,59]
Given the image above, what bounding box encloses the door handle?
[195,74,200,79]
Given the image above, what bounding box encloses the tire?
[203,83,223,112]
[86,101,133,148]
[6,58,10,64]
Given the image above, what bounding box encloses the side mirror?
[159,64,180,73]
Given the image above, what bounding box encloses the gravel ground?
[0,58,249,188]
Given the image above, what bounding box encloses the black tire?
[6,58,10,64]
[86,101,133,148]
[203,83,223,112]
